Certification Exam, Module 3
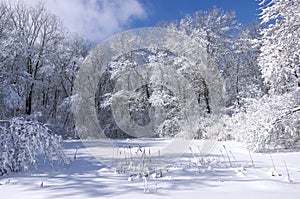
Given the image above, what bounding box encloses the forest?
[0,0,299,175]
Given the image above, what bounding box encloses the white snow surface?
[1,139,300,199]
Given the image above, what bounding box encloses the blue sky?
[133,0,260,28]
[11,0,260,42]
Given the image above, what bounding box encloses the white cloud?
[5,0,146,42]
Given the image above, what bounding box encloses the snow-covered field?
[1,139,300,199]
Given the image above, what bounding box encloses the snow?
[1,139,300,199]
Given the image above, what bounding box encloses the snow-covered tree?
[39,34,88,138]
[227,24,265,109]
[232,0,300,151]
[95,48,187,138]
[166,8,255,109]
[259,0,300,94]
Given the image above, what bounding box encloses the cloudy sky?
[10,0,147,42]
[4,0,259,43]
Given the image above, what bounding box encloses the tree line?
[0,0,299,152]
[0,1,88,138]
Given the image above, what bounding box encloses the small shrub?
[0,117,67,175]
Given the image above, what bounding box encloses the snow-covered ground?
[1,139,300,199]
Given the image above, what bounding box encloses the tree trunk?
[202,80,211,114]
[25,83,34,115]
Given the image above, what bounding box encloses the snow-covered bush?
[226,92,300,151]
[0,86,25,119]
[0,117,67,175]
[193,114,227,140]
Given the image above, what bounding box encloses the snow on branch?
[0,117,68,176]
